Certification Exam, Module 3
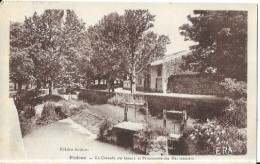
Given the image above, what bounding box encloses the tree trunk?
[106,77,110,91]
[17,81,23,92]
[86,79,91,89]
[43,81,47,89]
[131,68,136,93]
[49,80,52,96]
[14,81,17,91]
[25,83,29,90]
[111,78,115,92]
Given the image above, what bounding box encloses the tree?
[164,55,194,92]
[10,22,34,92]
[123,10,170,93]
[88,12,127,92]
[88,10,170,93]
[10,9,89,96]
[60,10,91,89]
[179,10,247,81]
[23,10,66,96]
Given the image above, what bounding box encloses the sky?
[9,2,196,54]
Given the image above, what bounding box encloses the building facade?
[135,50,190,93]
[123,50,193,93]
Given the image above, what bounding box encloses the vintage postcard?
[0,2,257,163]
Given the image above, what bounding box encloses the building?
[135,50,190,93]
[123,50,224,95]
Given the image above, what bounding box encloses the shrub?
[23,105,36,119]
[218,79,247,128]
[219,97,246,128]
[59,100,88,116]
[107,93,126,107]
[90,84,107,90]
[34,94,64,105]
[65,88,77,94]
[219,78,247,99]
[183,119,247,155]
[39,102,59,123]
[153,126,169,136]
[14,90,43,113]
[139,107,147,115]
[78,90,115,104]
[136,125,158,148]
[134,125,169,155]
[57,88,66,95]
[98,119,119,140]
[37,100,88,125]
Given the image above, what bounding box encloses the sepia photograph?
[0,1,257,163]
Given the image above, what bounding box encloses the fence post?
[135,104,136,118]
[124,106,128,121]
[163,109,167,128]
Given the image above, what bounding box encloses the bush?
[78,90,115,104]
[139,107,147,115]
[58,100,88,116]
[34,94,64,105]
[218,79,247,128]
[136,126,158,147]
[107,93,126,107]
[90,84,107,90]
[98,119,119,140]
[39,102,59,123]
[57,88,66,95]
[183,119,247,155]
[153,126,169,136]
[65,87,77,94]
[23,105,36,119]
[219,78,247,99]
[15,90,43,112]
[37,100,88,125]
[219,97,246,128]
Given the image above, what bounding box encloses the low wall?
[167,73,224,95]
[78,90,227,120]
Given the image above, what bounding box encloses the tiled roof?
[151,50,190,66]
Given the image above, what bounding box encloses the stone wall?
[133,134,168,155]
[78,89,227,120]
[167,73,224,95]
